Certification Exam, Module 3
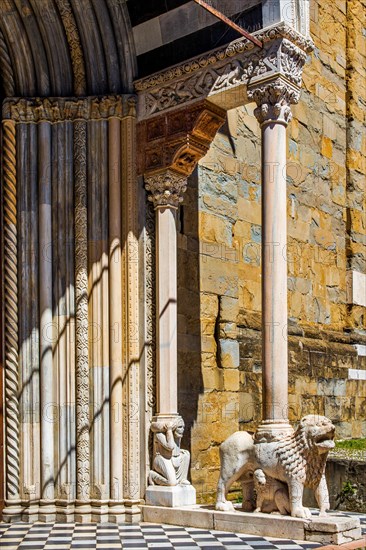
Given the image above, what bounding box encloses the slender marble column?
[2,119,22,520]
[74,120,91,521]
[121,103,141,519]
[144,169,196,506]
[108,116,124,519]
[248,78,300,441]
[144,170,187,421]
[38,121,56,520]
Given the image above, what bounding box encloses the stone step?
[142,504,362,545]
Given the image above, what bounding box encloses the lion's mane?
[274,422,328,489]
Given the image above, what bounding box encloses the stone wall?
[177,0,366,504]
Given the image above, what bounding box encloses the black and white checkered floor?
[0,514,365,550]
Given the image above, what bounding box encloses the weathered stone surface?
[142,506,362,543]
[176,0,366,507]
[145,486,196,508]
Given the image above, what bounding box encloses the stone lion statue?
[216,415,335,518]
[253,469,291,515]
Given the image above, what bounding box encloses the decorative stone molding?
[138,100,226,177]
[2,120,21,506]
[0,28,15,97]
[248,77,301,126]
[74,120,90,506]
[145,170,187,210]
[2,96,136,123]
[55,0,86,96]
[135,22,314,119]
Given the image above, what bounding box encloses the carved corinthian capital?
[248,78,301,127]
[145,169,187,209]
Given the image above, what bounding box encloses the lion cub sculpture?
[253,469,291,515]
[216,415,335,519]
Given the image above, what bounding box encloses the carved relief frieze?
[135,22,313,119]
[2,95,136,123]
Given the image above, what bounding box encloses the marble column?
[108,116,125,521]
[144,169,196,507]
[38,121,56,521]
[248,78,300,441]
[2,119,22,521]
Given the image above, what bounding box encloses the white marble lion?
[216,415,335,519]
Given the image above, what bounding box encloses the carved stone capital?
[248,78,301,126]
[145,170,187,210]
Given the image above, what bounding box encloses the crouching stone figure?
[148,417,191,486]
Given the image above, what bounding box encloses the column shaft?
[108,117,124,504]
[249,78,300,440]
[3,119,21,514]
[261,121,288,423]
[38,122,55,504]
[74,120,91,514]
[156,207,178,416]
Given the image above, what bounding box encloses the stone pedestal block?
[145,485,196,507]
[142,505,362,543]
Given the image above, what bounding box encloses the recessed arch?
[0,0,137,99]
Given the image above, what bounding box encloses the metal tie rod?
[193,0,263,48]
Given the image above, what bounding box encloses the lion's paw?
[291,507,312,519]
[216,501,235,512]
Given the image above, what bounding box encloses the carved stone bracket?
[138,100,226,179]
[135,22,314,119]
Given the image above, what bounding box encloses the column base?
[145,485,196,507]
[254,420,294,443]
[39,499,57,522]
[108,500,126,523]
[74,500,92,523]
[0,499,143,523]
[91,499,110,522]
[124,500,143,523]
[2,500,24,522]
[152,413,181,423]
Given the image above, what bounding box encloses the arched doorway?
[0,0,151,523]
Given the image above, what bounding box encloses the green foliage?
[335,480,358,510]
[335,439,366,451]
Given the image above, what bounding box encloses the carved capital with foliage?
[145,169,187,209]
[248,77,301,126]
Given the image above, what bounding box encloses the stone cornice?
[2,95,137,123]
[135,22,314,120]
[135,22,314,93]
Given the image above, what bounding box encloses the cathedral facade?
[0,0,364,522]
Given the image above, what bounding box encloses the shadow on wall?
[177,167,204,463]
